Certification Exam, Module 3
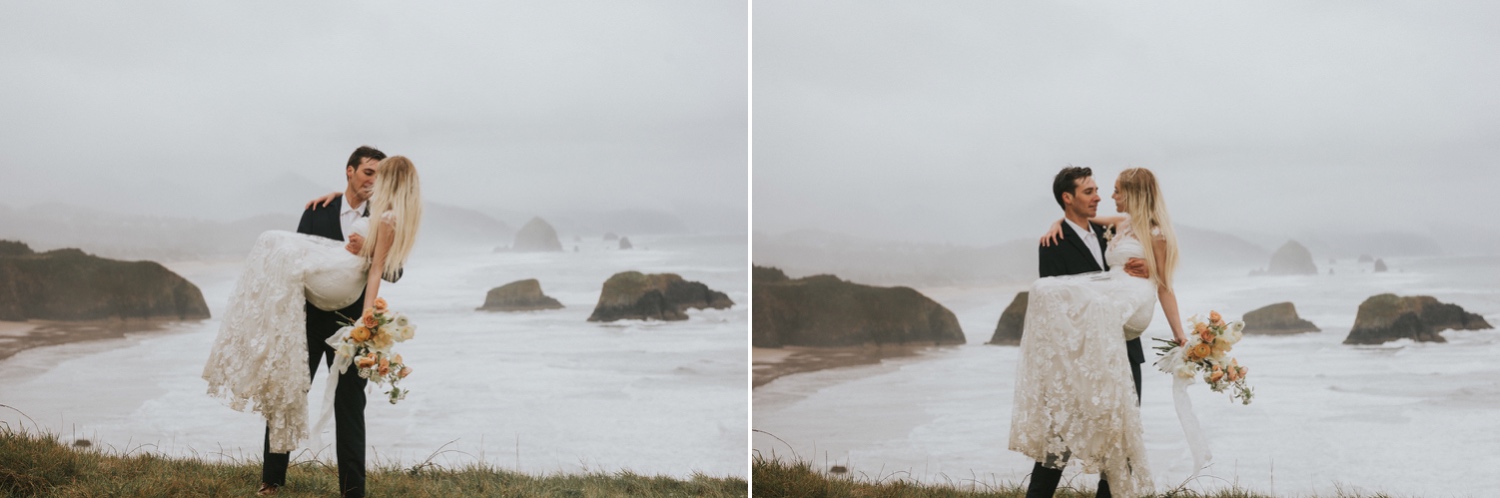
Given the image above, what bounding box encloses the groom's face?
[1063,176,1100,218]
[346,157,379,203]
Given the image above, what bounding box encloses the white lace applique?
[1009,223,1159,497]
[202,230,366,453]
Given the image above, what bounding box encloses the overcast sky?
[0,2,746,224]
[753,1,1500,247]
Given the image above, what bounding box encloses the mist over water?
[0,235,748,478]
[753,255,1500,496]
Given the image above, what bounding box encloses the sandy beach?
[752,344,946,388]
[0,319,190,362]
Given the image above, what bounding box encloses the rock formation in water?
[1343,294,1492,345]
[511,217,564,252]
[1267,240,1318,275]
[1373,259,1388,272]
[987,292,1029,345]
[587,271,733,322]
[619,237,633,250]
[0,241,210,321]
[752,265,965,348]
[477,279,564,312]
[1242,302,1320,335]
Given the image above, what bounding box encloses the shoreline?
[0,319,195,362]
[752,344,941,388]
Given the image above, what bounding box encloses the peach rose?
[1194,321,1209,333]
[1198,328,1215,343]
[1239,366,1249,379]
[1209,311,1222,323]
[393,354,403,364]
[1209,369,1225,383]
[1189,343,1212,361]
[373,297,388,312]
[350,326,371,342]
[372,330,393,350]
[356,355,376,368]
[378,365,390,377]
[398,366,411,379]
[362,313,378,328]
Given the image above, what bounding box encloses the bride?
[1009,167,1188,498]
[202,155,422,454]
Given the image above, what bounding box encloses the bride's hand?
[305,191,341,210]
[1039,219,1064,247]
[1174,333,1188,346]
[1124,258,1149,279]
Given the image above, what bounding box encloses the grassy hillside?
[0,428,746,498]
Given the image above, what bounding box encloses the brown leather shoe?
[256,483,280,496]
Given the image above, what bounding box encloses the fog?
[753,1,1500,259]
[0,2,747,248]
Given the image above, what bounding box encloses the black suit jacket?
[1038,221,1147,368]
[296,195,400,344]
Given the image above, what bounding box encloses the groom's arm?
[1038,244,1064,278]
[296,206,318,236]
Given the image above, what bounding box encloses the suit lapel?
[1062,222,1103,272]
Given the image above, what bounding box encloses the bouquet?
[1153,310,1254,404]
[334,297,416,404]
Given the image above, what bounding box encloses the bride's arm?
[1089,215,1126,227]
[1040,215,1130,247]
[306,191,342,210]
[1154,237,1188,345]
[362,219,397,309]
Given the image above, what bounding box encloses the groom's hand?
[1124,258,1149,278]
[345,233,365,255]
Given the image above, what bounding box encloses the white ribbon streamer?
[1171,374,1212,479]
[1155,345,1212,480]
[310,326,356,451]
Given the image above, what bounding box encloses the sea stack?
[1267,240,1318,275]
[512,217,564,252]
[752,265,965,348]
[986,292,1029,345]
[477,279,564,312]
[587,271,733,322]
[0,241,210,321]
[1343,294,1492,345]
[1242,302,1320,335]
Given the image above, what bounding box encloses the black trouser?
[263,303,367,498]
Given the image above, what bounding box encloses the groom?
[259,146,398,498]
[1026,166,1148,498]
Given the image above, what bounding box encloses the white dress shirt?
[1064,217,1106,270]
[339,196,365,241]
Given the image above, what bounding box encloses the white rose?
[1175,362,1197,379]
[394,315,410,328]
[1223,321,1245,345]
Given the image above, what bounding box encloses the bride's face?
[1112,178,1124,213]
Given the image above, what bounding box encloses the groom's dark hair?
[1052,166,1092,209]
[346,146,387,169]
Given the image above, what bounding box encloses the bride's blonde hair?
[1119,167,1178,291]
[359,156,422,280]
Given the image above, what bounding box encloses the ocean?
[753,255,1500,497]
[0,234,749,479]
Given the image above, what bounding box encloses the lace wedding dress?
[1009,223,1158,497]
[202,217,373,453]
